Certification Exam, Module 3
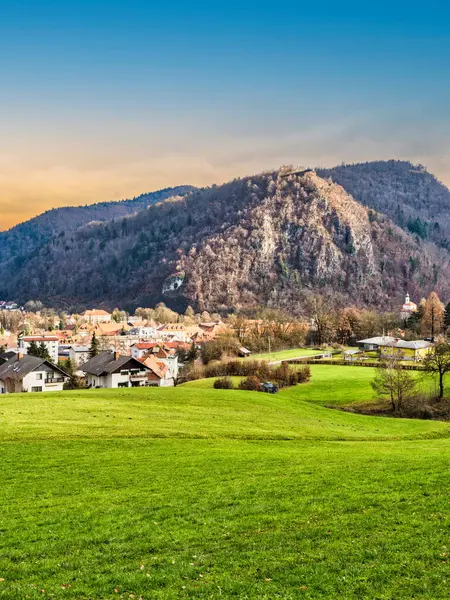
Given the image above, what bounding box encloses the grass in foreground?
[2,375,450,598]
[3,437,450,599]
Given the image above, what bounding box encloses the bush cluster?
[184,359,310,389]
[213,377,234,390]
[238,376,262,391]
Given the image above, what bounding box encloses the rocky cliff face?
[176,171,449,311]
[0,168,448,311]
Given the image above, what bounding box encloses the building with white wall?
[18,336,59,363]
[0,355,68,394]
[69,345,91,367]
[82,309,112,324]
[81,351,150,388]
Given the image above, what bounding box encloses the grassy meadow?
[1,366,450,598]
[246,347,323,361]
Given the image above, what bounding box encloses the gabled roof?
[81,352,150,376]
[0,350,17,365]
[133,342,160,350]
[139,355,168,379]
[384,339,433,350]
[357,336,397,345]
[0,355,68,381]
[83,309,111,316]
[21,336,59,342]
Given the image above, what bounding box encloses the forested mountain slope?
[0,185,195,262]
[1,169,448,312]
[317,160,450,250]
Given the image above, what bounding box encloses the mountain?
[0,185,195,263]
[1,168,449,312]
[317,160,450,251]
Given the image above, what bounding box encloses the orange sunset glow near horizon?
[2,147,450,231]
[2,1,450,230]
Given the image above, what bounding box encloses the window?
[31,387,42,393]
[118,382,129,388]
[36,373,43,380]
[120,370,129,376]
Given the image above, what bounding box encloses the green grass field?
[184,364,440,407]
[247,347,323,361]
[2,368,450,598]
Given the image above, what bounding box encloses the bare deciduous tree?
[421,291,444,342]
[372,352,417,412]
[422,343,450,400]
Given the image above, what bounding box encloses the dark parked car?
[260,382,278,394]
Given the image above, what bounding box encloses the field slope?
[1,380,450,599]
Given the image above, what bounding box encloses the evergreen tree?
[89,332,100,358]
[27,341,40,357]
[38,342,52,362]
[445,302,450,329]
[186,342,199,363]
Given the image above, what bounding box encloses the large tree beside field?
[371,352,417,412]
[422,342,450,400]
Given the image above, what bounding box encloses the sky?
[1,0,450,229]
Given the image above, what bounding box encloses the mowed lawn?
[2,374,450,598]
[247,348,323,361]
[186,364,444,407]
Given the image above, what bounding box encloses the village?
[0,291,446,395]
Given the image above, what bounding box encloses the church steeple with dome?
[400,292,418,320]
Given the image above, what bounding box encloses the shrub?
[213,377,234,390]
[239,376,261,391]
[183,358,310,388]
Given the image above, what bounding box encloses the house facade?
[18,336,59,363]
[379,339,433,362]
[82,310,112,324]
[69,345,91,367]
[81,352,151,388]
[0,355,68,394]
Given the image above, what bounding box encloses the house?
[128,325,158,339]
[81,351,151,388]
[154,348,179,383]
[357,336,397,351]
[379,339,433,362]
[0,354,68,394]
[18,335,59,363]
[69,345,91,367]
[130,342,161,359]
[82,309,112,324]
[157,324,189,343]
[0,301,20,311]
[139,355,174,387]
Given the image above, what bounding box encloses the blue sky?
[0,0,449,227]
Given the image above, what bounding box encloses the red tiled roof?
[134,342,160,350]
[22,336,59,342]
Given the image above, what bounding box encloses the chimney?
[18,353,24,361]
[114,351,120,361]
